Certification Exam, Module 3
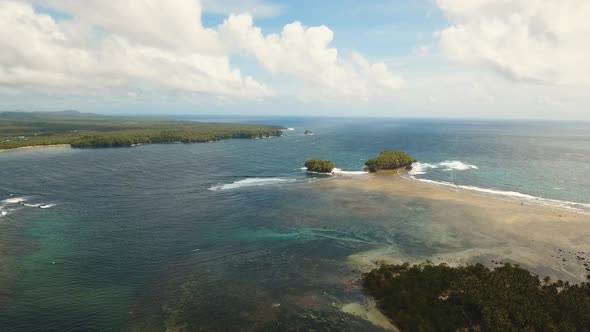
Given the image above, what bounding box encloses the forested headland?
[0,111,284,149]
[362,262,590,331]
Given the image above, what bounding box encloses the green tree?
[304,159,335,173]
[365,150,414,172]
[362,262,590,331]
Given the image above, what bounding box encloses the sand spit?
[0,144,71,152]
[311,172,590,282]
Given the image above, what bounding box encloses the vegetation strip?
[0,111,284,149]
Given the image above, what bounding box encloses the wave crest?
[410,177,590,212]
[439,160,479,171]
[1,196,58,211]
[1,197,27,204]
[332,168,368,176]
[209,178,296,191]
[409,162,438,175]
[409,161,478,176]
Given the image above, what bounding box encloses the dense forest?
[363,262,590,331]
[0,111,284,149]
[364,150,415,172]
[304,159,335,173]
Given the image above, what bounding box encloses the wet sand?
[316,172,590,282]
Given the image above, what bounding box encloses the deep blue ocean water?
[0,117,589,330]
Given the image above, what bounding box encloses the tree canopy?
[304,159,335,173]
[364,150,414,172]
[362,262,590,331]
[0,111,284,149]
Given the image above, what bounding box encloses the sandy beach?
[310,171,590,282]
[0,144,71,153]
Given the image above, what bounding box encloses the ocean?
[1,117,589,330]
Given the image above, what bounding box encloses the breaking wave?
[209,178,296,191]
[409,161,478,176]
[407,161,588,212]
[438,161,479,171]
[1,196,58,210]
[332,168,368,176]
[301,167,368,176]
[1,196,27,204]
[408,177,590,212]
[23,203,42,207]
[408,162,438,175]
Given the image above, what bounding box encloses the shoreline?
[404,173,590,213]
[311,172,590,282]
[0,144,71,152]
[338,168,590,214]
[0,134,285,153]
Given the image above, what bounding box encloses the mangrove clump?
[304,159,335,173]
[365,150,414,172]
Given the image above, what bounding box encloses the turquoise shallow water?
[0,118,589,330]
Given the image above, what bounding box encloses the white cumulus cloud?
[219,14,404,99]
[437,0,590,85]
[0,0,272,98]
[0,0,402,102]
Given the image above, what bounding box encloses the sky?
[0,0,589,120]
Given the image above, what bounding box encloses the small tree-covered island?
[365,150,415,172]
[304,159,335,173]
[362,262,590,331]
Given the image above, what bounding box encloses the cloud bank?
[438,0,590,85]
[0,0,402,100]
[219,14,404,99]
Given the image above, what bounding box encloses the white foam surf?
[409,161,478,176]
[301,167,368,176]
[0,196,57,210]
[439,160,479,171]
[301,167,331,175]
[407,161,589,212]
[2,197,27,204]
[408,162,438,175]
[408,177,590,212]
[23,203,42,207]
[332,168,368,176]
[209,178,296,191]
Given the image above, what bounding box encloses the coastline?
[405,174,590,213]
[344,168,590,214]
[0,144,71,153]
[312,171,590,282]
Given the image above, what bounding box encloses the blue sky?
[202,0,447,56]
[1,0,589,120]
